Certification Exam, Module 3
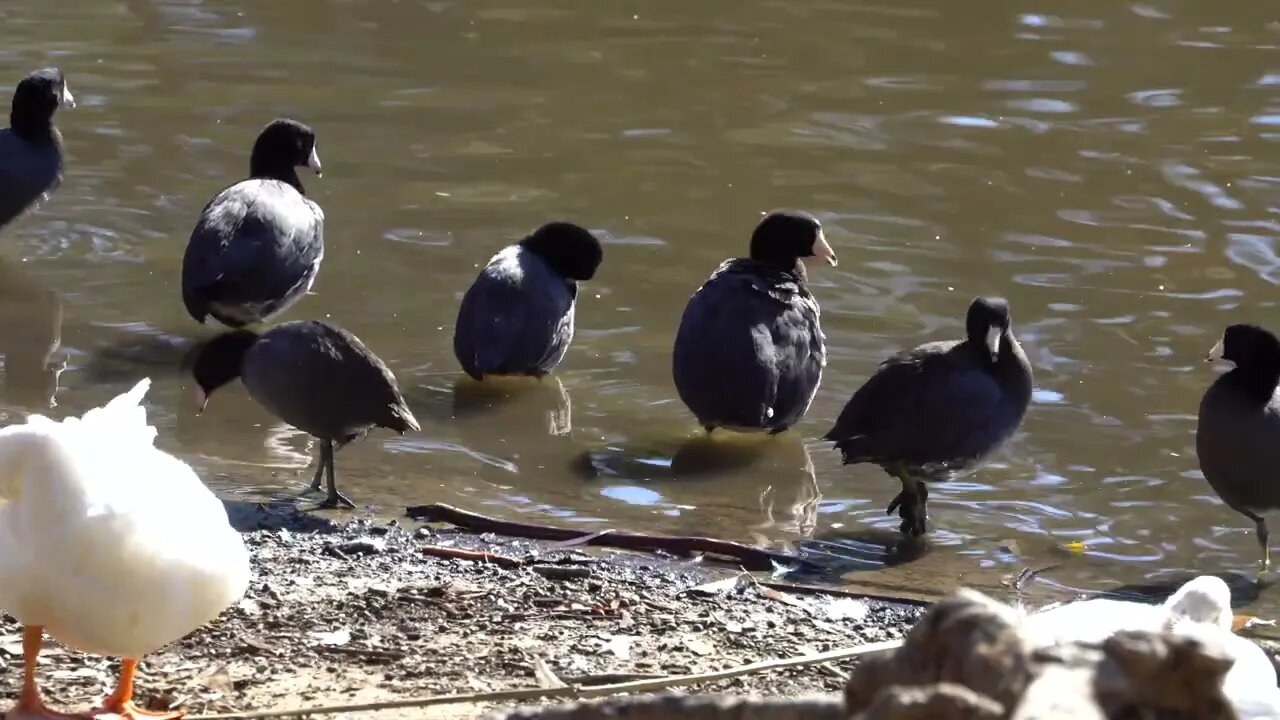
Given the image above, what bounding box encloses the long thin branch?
[186,638,904,720]
[405,502,807,571]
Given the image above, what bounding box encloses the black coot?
[824,297,1033,536]
[453,222,603,381]
[672,210,837,434]
[1197,323,1280,582]
[182,118,324,328]
[0,69,75,232]
[191,320,419,509]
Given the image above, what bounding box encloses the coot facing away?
[191,320,418,509]
[453,221,603,381]
[672,210,837,434]
[824,297,1033,537]
[182,118,324,329]
[0,68,75,232]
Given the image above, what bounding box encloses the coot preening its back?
[181,118,324,329]
[191,320,419,509]
[672,210,837,434]
[824,297,1033,537]
[453,222,603,381]
[0,69,75,232]
[1197,323,1280,582]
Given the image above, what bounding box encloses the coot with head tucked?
[824,297,1033,537]
[191,320,418,509]
[0,68,75,232]
[672,210,837,435]
[453,221,603,381]
[182,118,324,328]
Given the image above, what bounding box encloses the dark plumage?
[0,69,74,232]
[181,118,324,328]
[1196,323,1280,582]
[672,210,837,434]
[824,297,1033,537]
[191,320,419,509]
[453,222,603,381]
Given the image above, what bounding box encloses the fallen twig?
[406,503,807,571]
[757,580,932,608]
[186,637,904,719]
[420,543,525,568]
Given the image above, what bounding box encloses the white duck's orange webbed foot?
[5,625,89,720]
[5,694,90,720]
[88,659,183,720]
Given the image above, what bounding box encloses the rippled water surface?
[3,0,1280,613]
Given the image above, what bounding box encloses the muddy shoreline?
[0,502,925,720]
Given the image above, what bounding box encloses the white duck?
[0,378,250,720]
[1022,575,1279,715]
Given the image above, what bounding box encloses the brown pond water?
[2,0,1280,612]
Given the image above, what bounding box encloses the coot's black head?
[748,210,838,271]
[10,68,74,142]
[190,330,260,410]
[965,296,1012,363]
[249,118,322,189]
[519,222,604,281]
[1207,324,1280,371]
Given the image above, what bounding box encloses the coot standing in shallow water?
[0,69,75,232]
[1196,323,1280,582]
[191,320,419,509]
[453,222,603,381]
[824,297,1033,537]
[182,118,324,328]
[672,210,837,434]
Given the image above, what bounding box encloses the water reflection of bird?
[672,211,837,435]
[189,321,418,509]
[0,69,75,233]
[1197,323,1280,583]
[450,374,572,437]
[0,259,64,409]
[181,119,324,329]
[825,297,1033,537]
[453,222,603,381]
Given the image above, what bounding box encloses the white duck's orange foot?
[88,659,183,720]
[4,697,91,720]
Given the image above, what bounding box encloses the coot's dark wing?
[181,179,324,326]
[1197,379,1280,514]
[243,321,417,441]
[453,248,574,380]
[0,130,61,230]
[673,260,824,431]
[824,341,1013,469]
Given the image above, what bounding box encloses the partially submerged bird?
[1197,323,1280,582]
[181,118,324,328]
[672,210,837,434]
[0,378,250,720]
[453,221,603,381]
[824,297,1033,536]
[191,320,419,509]
[0,68,75,232]
[1023,576,1278,710]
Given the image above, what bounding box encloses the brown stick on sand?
[404,502,810,572]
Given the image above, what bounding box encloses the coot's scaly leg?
[318,440,356,509]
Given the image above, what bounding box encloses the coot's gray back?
[0,130,61,230]
[240,320,414,441]
[1197,368,1280,514]
[453,244,575,380]
[182,179,324,327]
[672,258,825,432]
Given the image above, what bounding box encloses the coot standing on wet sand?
[1196,323,1280,582]
[190,320,419,509]
[0,69,75,232]
[182,118,324,328]
[824,297,1033,537]
[672,210,837,434]
[453,222,603,381]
